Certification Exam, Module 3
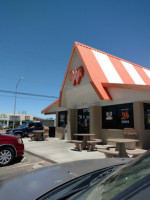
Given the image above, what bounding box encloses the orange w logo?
[70,66,84,86]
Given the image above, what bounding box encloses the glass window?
[102,103,134,129]
[35,123,43,128]
[102,106,117,129]
[28,123,34,127]
[78,108,90,133]
[117,103,134,129]
[144,103,150,129]
[58,111,67,127]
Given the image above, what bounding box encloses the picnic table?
[32,130,45,141]
[107,138,139,157]
[73,133,95,150]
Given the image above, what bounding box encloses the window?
[58,111,67,127]
[25,116,30,121]
[144,103,150,130]
[35,123,43,128]
[78,108,90,133]
[28,123,34,128]
[102,103,134,129]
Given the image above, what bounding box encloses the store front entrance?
[77,108,90,133]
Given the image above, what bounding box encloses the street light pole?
[13,77,23,128]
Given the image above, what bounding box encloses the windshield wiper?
[38,166,120,200]
[58,184,90,199]
[58,167,117,199]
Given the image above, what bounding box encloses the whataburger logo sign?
[70,66,84,86]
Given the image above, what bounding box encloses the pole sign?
[0,114,7,119]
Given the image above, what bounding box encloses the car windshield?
[39,151,150,200]
[19,123,28,128]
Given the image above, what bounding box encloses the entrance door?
[78,108,90,133]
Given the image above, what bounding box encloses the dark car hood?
[0,158,132,200]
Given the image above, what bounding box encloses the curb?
[24,150,58,164]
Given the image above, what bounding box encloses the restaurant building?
[41,42,150,149]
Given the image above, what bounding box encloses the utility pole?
[13,77,23,128]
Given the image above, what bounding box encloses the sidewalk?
[23,137,105,163]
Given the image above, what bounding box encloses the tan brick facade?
[55,112,64,139]
[67,109,78,140]
[133,102,150,149]
[89,106,101,139]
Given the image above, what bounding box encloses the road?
[0,152,53,182]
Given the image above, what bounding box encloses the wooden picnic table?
[32,130,45,141]
[74,133,95,149]
[107,138,139,158]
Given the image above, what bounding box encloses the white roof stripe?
[121,61,145,85]
[143,68,150,79]
[92,50,123,84]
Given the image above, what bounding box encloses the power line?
[0,94,53,101]
[0,90,58,99]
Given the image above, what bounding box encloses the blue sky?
[0,0,150,118]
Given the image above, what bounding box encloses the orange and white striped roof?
[42,41,150,114]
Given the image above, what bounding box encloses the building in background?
[0,113,33,128]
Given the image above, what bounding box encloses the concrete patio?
[23,137,105,163]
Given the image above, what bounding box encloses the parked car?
[0,124,7,129]
[0,133,24,166]
[6,121,43,138]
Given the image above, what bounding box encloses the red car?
[0,133,24,166]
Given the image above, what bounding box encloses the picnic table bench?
[28,133,35,141]
[98,148,147,158]
[98,149,119,158]
[87,139,102,151]
[70,140,83,151]
[98,144,116,150]
[126,149,147,158]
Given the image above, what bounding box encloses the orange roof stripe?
[41,99,59,114]
[133,64,150,85]
[108,56,135,85]
[42,41,150,114]
[75,41,149,71]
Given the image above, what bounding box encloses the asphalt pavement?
[23,137,105,163]
[0,152,52,181]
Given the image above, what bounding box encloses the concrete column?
[133,102,144,148]
[67,109,77,140]
[133,102,150,149]
[56,112,59,127]
[89,106,102,139]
